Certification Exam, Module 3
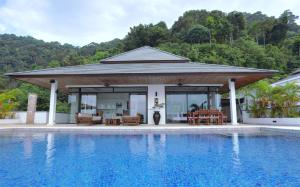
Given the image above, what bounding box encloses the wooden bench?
[76,113,103,125]
[122,116,140,126]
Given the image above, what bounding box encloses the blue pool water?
[0,131,300,186]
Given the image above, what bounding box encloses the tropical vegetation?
[243,81,300,118]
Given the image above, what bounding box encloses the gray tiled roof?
[6,62,277,76]
[100,46,190,63]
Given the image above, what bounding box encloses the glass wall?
[68,93,79,123]
[166,94,187,123]
[68,87,147,123]
[97,93,129,119]
[166,86,220,123]
[188,94,208,111]
[130,94,147,123]
[81,94,97,114]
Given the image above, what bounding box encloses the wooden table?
[105,118,121,126]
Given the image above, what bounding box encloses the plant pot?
[153,111,161,125]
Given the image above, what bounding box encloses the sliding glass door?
[188,94,208,112]
[130,94,147,123]
[166,93,208,123]
[166,94,187,123]
[80,94,97,114]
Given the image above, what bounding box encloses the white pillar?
[228,79,238,125]
[48,80,58,126]
[147,85,166,125]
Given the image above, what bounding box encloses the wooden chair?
[219,112,228,125]
[196,110,210,125]
[187,112,196,125]
[209,109,221,125]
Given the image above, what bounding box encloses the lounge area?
[76,112,142,126]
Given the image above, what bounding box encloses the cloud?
[0,0,299,46]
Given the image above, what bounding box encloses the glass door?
[130,94,147,123]
[80,94,97,114]
[188,94,208,112]
[166,94,187,123]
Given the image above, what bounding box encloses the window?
[81,94,97,114]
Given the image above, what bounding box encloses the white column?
[48,80,58,126]
[147,85,166,125]
[228,79,238,125]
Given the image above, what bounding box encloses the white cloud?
[0,0,299,46]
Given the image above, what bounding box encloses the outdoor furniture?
[219,113,228,125]
[76,113,103,125]
[187,112,194,124]
[105,118,121,126]
[187,112,199,125]
[193,110,210,125]
[122,116,140,126]
[209,109,221,125]
[188,109,227,125]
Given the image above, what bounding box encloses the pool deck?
[1,124,300,134]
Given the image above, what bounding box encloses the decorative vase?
[153,111,161,125]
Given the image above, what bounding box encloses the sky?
[0,0,299,46]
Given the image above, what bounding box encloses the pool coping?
[1,124,300,135]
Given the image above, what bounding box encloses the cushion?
[92,116,102,121]
[78,113,92,117]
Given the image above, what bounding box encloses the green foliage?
[184,25,210,44]
[17,84,68,113]
[88,50,109,63]
[227,11,246,39]
[244,81,300,118]
[48,60,61,68]
[123,22,170,50]
[0,89,23,119]
[159,39,289,70]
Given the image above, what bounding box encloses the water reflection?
[23,136,33,159]
[232,133,241,168]
[46,133,54,169]
[147,134,166,160]
[129,135,147,155]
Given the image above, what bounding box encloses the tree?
[48,60,61,68]
[227,11,246,40]
[245,81,300,118]
[291,36,300,57]
[184,25,210,44]
[123,22,170,50]
[0,88,23,119]
[280,10,300,33]
[268,15,288,44]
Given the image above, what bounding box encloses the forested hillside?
[1,9,300,111]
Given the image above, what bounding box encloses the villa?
[6,46,276,125]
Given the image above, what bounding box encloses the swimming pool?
[0,131,300,186]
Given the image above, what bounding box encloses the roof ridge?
[100,46,190,62]
[148,46,190,61]
[100,46,150,62]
